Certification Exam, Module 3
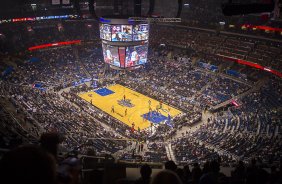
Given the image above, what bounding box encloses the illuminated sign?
[28,40,81,51]
[219,55,282,78]
[241,24,282,33]
[0,15,78,24]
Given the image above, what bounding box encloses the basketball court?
[79,84,182,130]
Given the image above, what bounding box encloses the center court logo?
[117,99,135,108]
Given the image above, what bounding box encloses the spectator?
[151,170,183,184]
[199,160,226,184]
[40,132,62,160]
[0,145,57,184]
[165,160,177,172]
[191,163,202,184]
[183,165,191,183]
[231,160,246,183]
[135,164,152,184]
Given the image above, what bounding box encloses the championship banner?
[118,47,126,68]
[52,0,60,5]
[62,0,70,5]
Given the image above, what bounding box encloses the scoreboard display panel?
[100,24,111,41]
[99,18,149,69]
[100,23,149,42]
[133,24,149,41]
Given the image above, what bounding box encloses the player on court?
[111,105,115,113]
[160,101,163,109]
[168,113,171,123]
[149,106,152,112]
[132,122,135,131]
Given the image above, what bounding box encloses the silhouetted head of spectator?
[176,168,184,182]
[246,167,270,184]
[250,158,257,167]
[0,145,56,184]
[238,160,244,167]
[183,165,191,174]
[140,164,152,180]
[236,160,245,171]
[183,165,191,180]
[191,162,202,183]
[151,170,183,184]
[199,160,225,184]
[209,160,220,173]
[202,161,211,174]
[40,132,62,159]
[193,162,200,168]
[280,158,282,171]
[165,160,177,172]
[233,160,245,179]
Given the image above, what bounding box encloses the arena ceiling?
[0,0,180,18]
[0,0,279,20]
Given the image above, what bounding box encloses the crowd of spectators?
[7,47,88,88]
[230,78,282,135]
[150,25,282,73]
[0,20,99,52]
[0,82,128,156]
[196,77,250,106]
[188,120,282,166]
[143,142,168,163]
[172,136,224,164]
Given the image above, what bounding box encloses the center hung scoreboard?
[99,16,149,69]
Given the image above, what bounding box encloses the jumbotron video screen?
[100,21,149,68]
[125,44,148,67]
[102,42,148,68]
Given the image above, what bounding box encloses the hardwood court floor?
[79,84,182,130]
